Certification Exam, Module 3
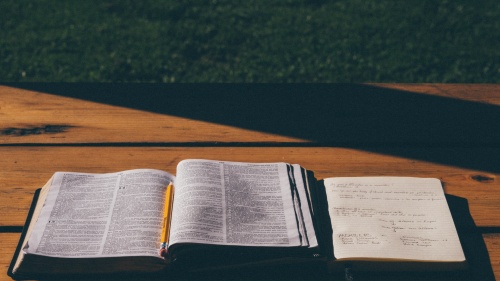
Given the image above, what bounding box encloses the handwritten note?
[324,177,465,262]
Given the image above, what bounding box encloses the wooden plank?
[0,85,302,144]
[372,83,500,105]
[1,83,499,145]
[0,147,498,227]
[0,233,20,281]
[1,233,499,281]
[484,233,500,281]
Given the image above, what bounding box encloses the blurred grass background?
[1,0,498,82]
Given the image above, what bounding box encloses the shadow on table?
[3,83,500,174]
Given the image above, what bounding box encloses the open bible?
[9,159,466,279]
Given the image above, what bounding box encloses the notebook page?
[324,177,465,262]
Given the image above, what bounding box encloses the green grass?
[1,0,498,82]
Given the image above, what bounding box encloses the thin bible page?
[170,159,301,247]
[26,169,174,258]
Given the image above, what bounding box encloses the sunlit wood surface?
[0,83,498,281]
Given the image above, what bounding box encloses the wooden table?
[1,83,498,281]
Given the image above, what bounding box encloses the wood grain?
[2,233,499,281]
[484,233,500,281]
[0,233,19,281]
[0,147,497,227]
[372,84,500,105]
[0,85,302,144]
[1,84,499,145]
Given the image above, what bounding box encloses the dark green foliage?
[1,0,498,82]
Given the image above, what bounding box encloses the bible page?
[169,159,301,247]
[324,177,465,262]
[26,169,174,258]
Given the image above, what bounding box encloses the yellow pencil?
[160,182,174,257]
